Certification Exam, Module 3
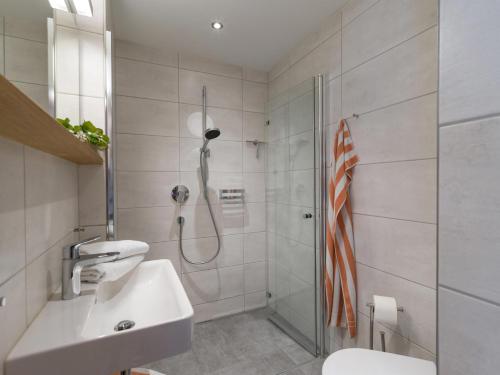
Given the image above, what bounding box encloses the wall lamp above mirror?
[48,0,93,17]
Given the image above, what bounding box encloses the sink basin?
[6,260,193,375]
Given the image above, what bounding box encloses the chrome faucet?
[62,236,120,300]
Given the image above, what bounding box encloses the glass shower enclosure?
[266,76,326,356]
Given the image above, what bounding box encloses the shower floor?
[145,309,324,375]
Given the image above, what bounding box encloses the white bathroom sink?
[5,260,193,375]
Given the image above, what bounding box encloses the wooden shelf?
[0,75,103,165]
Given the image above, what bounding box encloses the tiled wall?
[0,15,79,375]
[438,1,500,374]
[268,0,438,359]
[114,40,268,322]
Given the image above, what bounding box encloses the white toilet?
[322,348,436,375]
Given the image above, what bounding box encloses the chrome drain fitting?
[114,320,135,332]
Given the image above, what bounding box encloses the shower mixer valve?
[172,185,190,204]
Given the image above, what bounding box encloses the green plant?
[57,118,109,150]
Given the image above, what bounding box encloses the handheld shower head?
[204,128,221,140]
[201,128,221,152]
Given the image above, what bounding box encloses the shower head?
[201,128,221,153]
[204,128,221,140]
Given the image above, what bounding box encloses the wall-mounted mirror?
[0,0,52,114]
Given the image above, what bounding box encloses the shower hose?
[178,150,221,265]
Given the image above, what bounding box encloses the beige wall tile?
[243,172,266,203]
[244,202,266,233]
[180,203,243,238]
[25,148,78,263]
[354,214,436,288]
[26,232,75,322]
[342,27,437,116]
[13,82,50,114]
[358,263,436,353]
[268,54,290,82]
[79,225,107,240]
[116,134,179,172]
[180,53,242,79]
[78,165,106,226]
[243,111,265,142]
[0,139,25,285]
[342,0,437,72]
[244,291,267,311]
[349,93,437,164]
[182,265,244,305]
[180,104,242,141]
[5,36,47,85]
[337,310,435,361]
[289,33,341,88]
[206,140,243,173]
[352,159,437,223]
[289,11,341,66]
[268,73,289,105]
[341,0,379,26]
[289,169,314,208]
[193,296,244,323]
[117,206,178,242]
[439,288,500,375]
[116,58,179,101]
[243,232,266,263]
[145,241,181,276]
[439,117,500,304]
[179,69,242,110]
[4,16,48,43]
[243,81,267,113]
[439,0,500,124]
[180,234,243,273]
[289,130,314,171]
[243,67,267,83]
[115,39,178,67]
[0,271,27,375]
[244,261,266,293]
[324,78,341,128]
[116,96,179,137]
[117,171,178,209]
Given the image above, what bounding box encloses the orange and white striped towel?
[325,119,359,337]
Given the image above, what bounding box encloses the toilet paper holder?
[366,302,404,352]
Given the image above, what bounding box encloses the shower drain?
[114,320,135,332]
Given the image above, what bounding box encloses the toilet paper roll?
[373,295,398,326]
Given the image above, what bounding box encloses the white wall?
[0,15,79,375]
[268,0,438,360]
[114,40,268,322]
[438,1,500,374]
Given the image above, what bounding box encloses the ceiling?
[111,0,347,72]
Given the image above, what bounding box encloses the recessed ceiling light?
[211,21,223,30]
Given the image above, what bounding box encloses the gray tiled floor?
[146,309,324,375]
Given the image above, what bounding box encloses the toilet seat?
[322,348,436,375]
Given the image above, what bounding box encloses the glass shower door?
[266,77,321,355]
